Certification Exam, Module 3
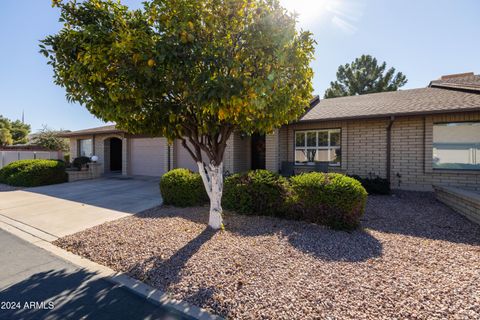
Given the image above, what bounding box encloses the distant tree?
[0,128,13,146]
[10,120,31,145]
[31,126,69,152]
[324,54,407,98]
[0,116,11,132]
[0,116,31,145]
[41,0,315,229]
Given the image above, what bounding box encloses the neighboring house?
[61,73,480,191]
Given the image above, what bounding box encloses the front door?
[110,138,122,171]
[251,134,266,170]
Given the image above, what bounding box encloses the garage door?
[130,138,167,176]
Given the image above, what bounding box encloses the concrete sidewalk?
[0,177,162,240]
[0,229,193,320]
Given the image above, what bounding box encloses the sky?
[0,0,478,132]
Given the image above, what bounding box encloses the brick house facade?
[63,73,480,191]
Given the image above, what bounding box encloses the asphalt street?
[0,229,194,320]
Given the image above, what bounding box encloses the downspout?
[92,134,96,155]
[386,116,395,185]
[167,144,171,171]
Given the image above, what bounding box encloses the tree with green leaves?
[41,0,315,229]
[0,128,13,146]
[10,120,31,145]
[0,116,31,145]
[31,125,69,152]
[324,54,407,99]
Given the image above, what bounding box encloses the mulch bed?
[54,191,480,319]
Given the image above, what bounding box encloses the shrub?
[72,156,91,170]
[160,168,208,207]
[0,159,67,187]
[289,172,368,230]
[350,175,390,195]
[223,170,291,216]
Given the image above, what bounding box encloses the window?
[433,122,480,170]
[295,129,341,166]
[79,139,93,157]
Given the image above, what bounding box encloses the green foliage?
[349,175,390,195]
[0,115,31,145]
[324,54,407,99]
[10,120,31,145]
[223,170,368,230]
[289,173,368,230]
[31,126,69,151]
[223,170,290,216]
[41,0,314,153]
[72,156,91,170]
[0,159,67,187]
[0,128,13,146]
[160,169,208,207]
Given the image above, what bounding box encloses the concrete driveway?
[0,176,162,241]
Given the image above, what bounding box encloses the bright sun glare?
[280,0,363,33]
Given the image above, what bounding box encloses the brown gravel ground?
[55,191,480,319]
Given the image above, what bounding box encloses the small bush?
[223,170,291,216]
[72,156,91,170]
[289,173,368,229]
[160,168,208,207]
[350,175,390,195]
[0,159,67,187]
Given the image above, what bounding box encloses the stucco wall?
[231,131,251,173]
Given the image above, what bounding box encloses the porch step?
[434,185,480,225]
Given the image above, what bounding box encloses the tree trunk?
[197,161,224,229]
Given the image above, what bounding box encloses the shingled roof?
[429,73,480,92]
[59,124,122,137]
[301,75,480,122]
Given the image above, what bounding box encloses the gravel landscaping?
[55,191,480,319]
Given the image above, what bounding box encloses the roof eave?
[296,107,480,124]
[58,129,124,138]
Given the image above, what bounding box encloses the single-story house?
[61,72,480,191]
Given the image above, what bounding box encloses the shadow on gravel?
[129,228,217,288]
[362,191,480,245]
[138,208,383,263]
[0,269,193,320]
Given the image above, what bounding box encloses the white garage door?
[130,138,167,176]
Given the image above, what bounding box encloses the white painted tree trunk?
[197,161,224,229]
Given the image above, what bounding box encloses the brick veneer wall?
[266,110,480,191]
[69,133,126,175]
[434,185,480,225]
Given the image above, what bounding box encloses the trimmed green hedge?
[223,170,291,216]
[289,173,368,229]
[160,168,208,207]
[349,175,390,195]
[72,156,91,170]
[160,168,368,230]
[0,159,68,187]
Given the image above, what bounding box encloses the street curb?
[0,221,223,320]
